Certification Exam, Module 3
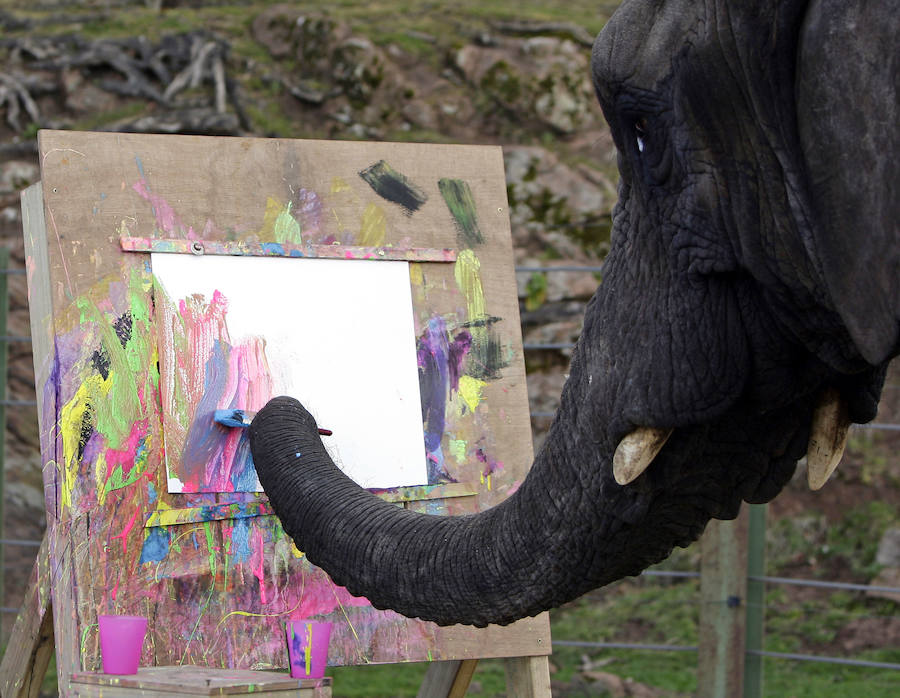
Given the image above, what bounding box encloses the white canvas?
[152,252,428,491]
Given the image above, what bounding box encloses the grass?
[0,0,614,42]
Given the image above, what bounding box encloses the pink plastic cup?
[286,620,332,679]
[98,615,147,675]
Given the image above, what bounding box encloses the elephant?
[248,0,898,627]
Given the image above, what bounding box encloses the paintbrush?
[213,408,333,436]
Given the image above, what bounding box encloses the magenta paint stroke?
[132,157,219,241]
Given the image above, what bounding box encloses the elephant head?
[249,0,898,627]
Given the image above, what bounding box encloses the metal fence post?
[743,503,767,698]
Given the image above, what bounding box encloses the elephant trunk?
[248,391,658,627]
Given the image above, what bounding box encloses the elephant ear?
[795,0,900,365]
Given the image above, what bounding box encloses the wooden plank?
[503,656,552,697]
[416,659,477,698]
[698,508,749,698]
[436,613,552,660]
[71,687,314,698]
[19,183,57,527]
[70,667,331,696]
[0,534,54,698]
[144,484,478,527]
[120,236,458,262]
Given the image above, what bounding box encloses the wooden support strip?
[371,482,478,504]
[120,237,458,263]
[70,667,331,696]
[0,533,55,698]
[144,484,478,527]
[503,656,552,697]
[416,659,478,698]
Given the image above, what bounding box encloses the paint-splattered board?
[26,130,549,690]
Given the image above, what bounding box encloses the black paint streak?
[91,348,111,380]
[459,316,502,330]
[468,328,507,381]
[114,312,133,348]
[456,316,508,380]
[359,160,428,215]
[77,404,95,462]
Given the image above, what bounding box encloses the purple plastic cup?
[98,615,147,675]
[286,620,332,679]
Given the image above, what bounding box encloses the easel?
[0,131,552,697]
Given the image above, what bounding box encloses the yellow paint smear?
[258,197,282,238]
[358,203,386,246]
[409,263,424,287]
[94,451,107,506]
[60,374,110,508]
[454,249,486,320]
[331,176,351,193]
[458,374,486,413]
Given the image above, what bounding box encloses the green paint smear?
[449,439,467,464]
[439,178,484,246]
[203,521,216,577]
[75,268,158,450]
[273,201,302,243]
[81,624,96,665]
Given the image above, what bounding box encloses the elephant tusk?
[807,388,851,491]
[613,427,673,485]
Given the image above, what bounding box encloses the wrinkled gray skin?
[249,0,898,627]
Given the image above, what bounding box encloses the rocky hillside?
[0,1,897,678]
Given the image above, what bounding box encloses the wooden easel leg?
[416,659,478,698]
[0,533,55,698]
[503,655,552,697]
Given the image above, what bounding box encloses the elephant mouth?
[615,386,851,494]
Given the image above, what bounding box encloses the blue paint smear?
[416,316,471,484]
[261,242,286,256]
[182,340,231,487]
[229,436,258,492]
[230,517,252,564]
[418,316,449,454]
[139,526,170,564]
[147,482,158,504]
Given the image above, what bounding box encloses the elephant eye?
[634,117,648,153]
